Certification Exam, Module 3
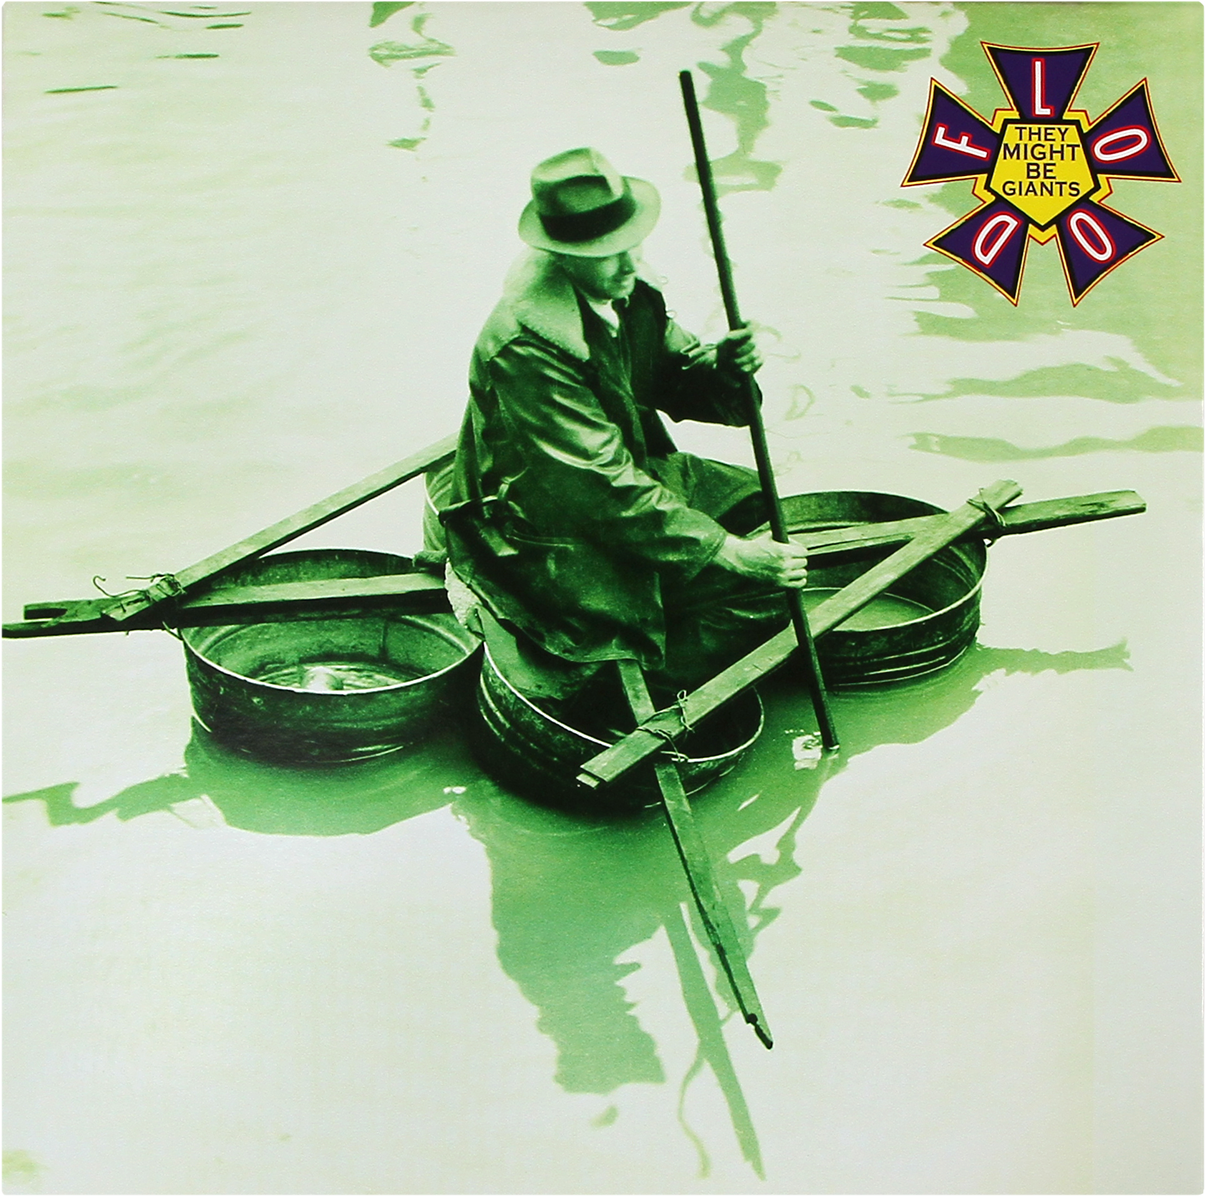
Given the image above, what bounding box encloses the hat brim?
[518,176,660,257]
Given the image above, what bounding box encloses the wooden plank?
[577,480,1023,790]
[5,574,448,638]
[170,574,450,626]
[804,478,1022,635]
[6,597,144,638]
[102,434,457,624]
[7,488,1144,642]
[794,490,1145,559]
[617,660,772,1049]
[182,573,445,611]
[985,488,1142,533]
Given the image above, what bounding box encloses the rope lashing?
[637,692,696,762]
[674,690,695,735]
[93,572,184,614]
[642,724,690,762]
[967,489,1008,542]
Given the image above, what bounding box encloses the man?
[432,147,807,710]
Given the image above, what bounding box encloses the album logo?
[903,43,1180,304]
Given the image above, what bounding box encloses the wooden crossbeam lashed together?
[577,478,1027,791]
[4,487,1146,639]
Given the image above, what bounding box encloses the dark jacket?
[443,250,755,668]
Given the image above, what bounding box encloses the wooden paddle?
[99,434,457,624]
[578,479,1022,791]
[617,659,773,1048]
[680,68,838,751]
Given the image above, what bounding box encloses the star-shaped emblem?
[903,43,1180,304]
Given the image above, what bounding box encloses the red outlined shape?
[1054,200,1163,305]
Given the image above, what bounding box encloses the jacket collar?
[503,250,660,362]
[504,250,589,360]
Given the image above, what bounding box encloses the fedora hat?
[518,147,660,258]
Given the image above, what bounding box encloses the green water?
[4,3,1200,1192]
[252,659,425,691]
[801,587,932,629]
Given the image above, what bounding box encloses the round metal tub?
[782,491,987,686]
[473,644,764,813]
[181,549,480,764]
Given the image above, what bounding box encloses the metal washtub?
[474,643,764,812]
[782,491,988,686]
[181,549,480,764]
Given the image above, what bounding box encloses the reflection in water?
[369,7,454,151]
[587,1,785,193]
[585,3,692,33]
[912,361,1187,405]
[452,790,672,1093]
[584,0,939,157]
[3,637,1130,1171]
[1,1150,47,1193]
[443,637,1130,1170]
[368,17,454,66]
[594,49,640,66]
[3,721,466,837]
[665,903,769,1178]
[54,3,253,33]
[691,3,782,194]
[837,0,933,90]
[828,1,932,127]
[370,2,416,29]
[910,425,1202,461]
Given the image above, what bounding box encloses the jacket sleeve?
[652,313,761,428]
[488,336,727,578]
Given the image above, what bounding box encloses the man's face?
[557,248,640,301]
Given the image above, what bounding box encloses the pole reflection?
[4,638,1130,1172]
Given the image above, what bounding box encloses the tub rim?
[480,643,765,765]
[182,612,480,697]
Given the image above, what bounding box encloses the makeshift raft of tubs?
[180,490,987,801]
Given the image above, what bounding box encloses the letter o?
[1092,126,1150,162]
[973,212,1021,267]
[1068,211,1115,262]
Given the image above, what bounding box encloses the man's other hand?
[714,533,808,588]
[715,327,763,378]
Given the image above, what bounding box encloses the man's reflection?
[5,639,1130,1172]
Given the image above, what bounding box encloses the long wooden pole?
[679,69,838,751]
